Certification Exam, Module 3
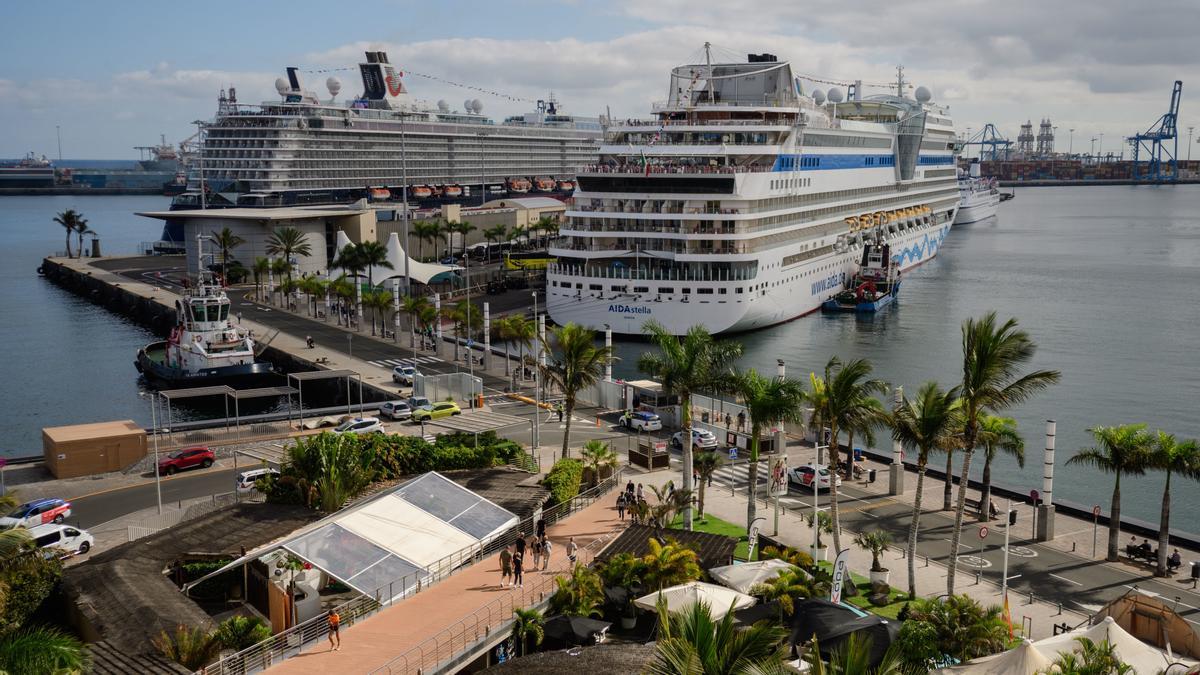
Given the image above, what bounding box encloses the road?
[68,467,240,529]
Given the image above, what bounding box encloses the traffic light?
[1008,509,1017,526]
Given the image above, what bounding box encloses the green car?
[411,401,462,422]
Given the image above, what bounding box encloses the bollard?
[1028,591,1034,605]
[975,570,981,585]
[924,555,929,568]
[1071,542,1076,553]
[1057,602,1062,616]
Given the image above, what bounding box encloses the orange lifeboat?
[369,187,391,200]
[534,177,556,191]
[410,185,433,199]
[556,180,575,192]
[507,177,531,193]
[444,184,463,198]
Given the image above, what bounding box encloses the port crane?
[1127,80,1182,181]
[962,124,1013,162]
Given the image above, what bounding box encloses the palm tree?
[639,321,743,530]
[264,226,312,282]
[648,483,694,530]
[213,615,271,651]
[328,275,355,326]
[0,625,91,674]
[646,599,789,675]
[74,218,94,258]
[443,300,482,362]
[729,368,806,534]
[252,257,270,300]
[412,221,441,260]
[817,357,888,555]
[0,527,33,560]
[803,633,905,675]
[210,227,245,285]
[356,240,393,289]
[401,294,431,352]
[504,315,535,380]
[1148,432,1200,576]
[853,530,892,573]
[53,209,80,257]
[482,224,507,262]
[542,323,613,459]
[1066,425,1152,562]
[947,313,1060,595]
[511,608,545,657]
[693,450,723,518]
[268,258,290,305]
[580,439,618,486]
[641,538,703,591]
[443,220,476,258]
[976,414,1024,522]
[549,564,605,617]
[749,568,812,621]
[1043,637,1133,675]
[363,288,394,336]
[331,243,364,279]
[298,276,327,317]
[506,224,528,250]
[901,595,1009,666]
[153,624,220,671]
[890,381,962,599]
[804,510,834,552]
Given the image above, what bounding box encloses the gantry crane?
[1128,80,1182,181]
[962,124,1013,162]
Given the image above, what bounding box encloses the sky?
[2,0,1198,159]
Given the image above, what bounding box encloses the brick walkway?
[267,494,625,674]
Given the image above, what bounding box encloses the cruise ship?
[172,51,601,210]
[546,49,960,335]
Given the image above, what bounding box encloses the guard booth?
[721,428,781,455]
[630,438,671,471]
[621,379,681,428]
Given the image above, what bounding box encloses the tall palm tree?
[355,240,393,289]
[53,209,80,258]
[1148,432,1200,576]
[0,625,91,674]
[507,224,528,249]
[74,218,94,258]
[444,220,476,258]
[940,443,957,512]
[729,368,806,535]
[412,221,441,260]
[443,300,481,362]
[646,599,789,675]
[401,294,431,352]
[890,382,962,599]
[541,323,612,459]
[438,219,456,259]
[252,257,270,300]
[264,226,312,282]
[976,414,1024,522]
[210,227,245,285]
[1070,424,1158,562]
[639,321,743,530]
[511,608,545,657]
[505,315,536,380]
[693,450,723,518]
[332,244,369,328]
[363,288,394,336]
[482,224,507,262]
[818,357,888,555]
[328,275,355,326]
[947,313,1060,595]
[268,258,290,305]
[580,439,618,486]
[298,277,327,317]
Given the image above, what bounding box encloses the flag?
[830,549,850,604]
[1003,592,1014,638]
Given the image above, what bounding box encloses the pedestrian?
[499,545,513,587]
[542,537,552,570]
[236,311,243,324]
[626,480,635,496]
[616,492,626,520]
[725,413,732,429]
[536,518,547,541]
[737,411,746,432]
[531,535,542,569]
[636,483,644,501]
[556,403,564,422]
[567,537,578,567]
[326,609,341,651]
[512,548,524,588]
[515,532,527,558]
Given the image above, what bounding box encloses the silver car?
[380,401,413,420]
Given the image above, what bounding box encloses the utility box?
[42,420,147,478]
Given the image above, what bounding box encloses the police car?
[0,498,72,530]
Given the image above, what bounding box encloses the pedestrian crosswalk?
[708,462,820,512]
[368,356,443,368]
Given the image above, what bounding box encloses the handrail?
[200,471,623,675]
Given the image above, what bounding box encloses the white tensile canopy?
[634,581,756,619]
[333,230,461,285]
[933,640,1050,675]
[1031,616,1193,673]
[708,559,798,595]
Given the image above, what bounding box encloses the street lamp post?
[1069,128,1074,157]
[1189,126,1195,163]
[811,443,829,559]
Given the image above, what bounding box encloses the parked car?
[408,396,432,410]
[439,255,460,265]
[671,428,719,450]
[0,498,72,530]
[620,411,663,432]
[380,400,413,420]
[28,523,93,556]
[235,468,280,493]
[411,401,462,422]
[332,417,386,435]
[392,365,418,385]
[788,464,841,491]
[158,446,214,476]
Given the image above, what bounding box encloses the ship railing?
[580,163,768,175]
[651,98,798,111]
[610,118,793,128]
[547,262,757,282]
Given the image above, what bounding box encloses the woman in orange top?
[327,609,341,651]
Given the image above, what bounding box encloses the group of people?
[498,524,578,588]
[616,481,648,523]
[1127,536,1183,569]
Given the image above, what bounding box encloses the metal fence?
[201,471,623,675]
[413,372,483,406]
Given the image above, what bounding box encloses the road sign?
[1029,489,1040,503]
[1092,505,1101,518]
[979,526,989,539]
[654,441,667,453]
[729,447,738,460]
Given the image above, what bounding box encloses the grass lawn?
[669,513,757,560]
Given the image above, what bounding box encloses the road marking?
[943,538,971,550]
[1049,573,1082,587]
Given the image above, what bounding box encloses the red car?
[158,446,215,475]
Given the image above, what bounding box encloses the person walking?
[499,545,513,587]
[541,537,553,570]
[616,492,627,521]
[567,537,578,567]
[737,410,746,432]
[725,413,732,429]
[636,483,644,502]
[512,548,524,588]
[531,535,542,570]
[326,609,341,651]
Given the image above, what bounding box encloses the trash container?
[1191,561,1199,580]
[867,468,877,484]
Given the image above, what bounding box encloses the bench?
[1125,545,1158,563]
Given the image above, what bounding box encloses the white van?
[236,468,280,493]
[28,523,93,556]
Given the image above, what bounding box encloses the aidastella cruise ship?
[546,48,960,335]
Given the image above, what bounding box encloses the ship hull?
[136,341,276,389]
[954,192,1000,224]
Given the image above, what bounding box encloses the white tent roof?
[1031,616,1190,673]
[634,581,756,619]
[334,230,462,285]
[933,640,1051,675]
[708,559,798,595]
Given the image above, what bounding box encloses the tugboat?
[135,235,275,388]
[823,233,901,313]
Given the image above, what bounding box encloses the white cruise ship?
[546,49,961,336]
[174,51,601,209]
[953,161,1001,224]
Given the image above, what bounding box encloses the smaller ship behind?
[954,161,1001,224]
[135,235,275,388]
[823,233,901,313]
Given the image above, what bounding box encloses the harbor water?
[3,187,1199,530]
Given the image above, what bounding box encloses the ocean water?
[611,185,1200,529]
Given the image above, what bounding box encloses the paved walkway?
[267,493,625,674]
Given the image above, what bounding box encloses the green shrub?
[542,458,583,505]
[0,554,62,635]
[435,444,497,470]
